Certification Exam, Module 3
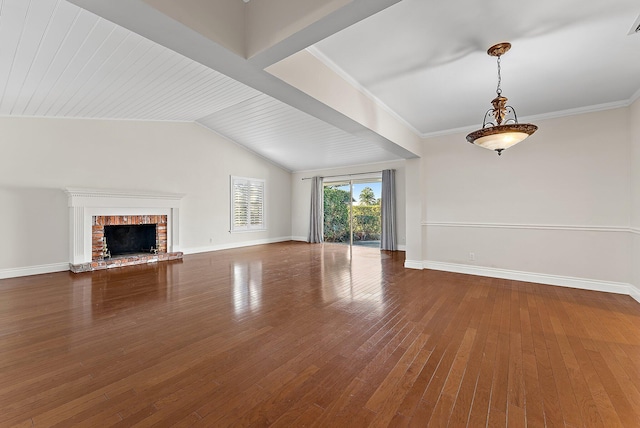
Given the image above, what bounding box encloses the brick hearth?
[70,252,183,273]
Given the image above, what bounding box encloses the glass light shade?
[466,123,537,153]
[474,131,528,150]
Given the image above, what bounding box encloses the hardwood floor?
[1,242,639,427]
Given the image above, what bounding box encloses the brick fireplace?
[92,215,167,260]
[66,188,184,273]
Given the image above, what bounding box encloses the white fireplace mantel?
[65,188,185,265]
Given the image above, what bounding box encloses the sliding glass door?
[323,179,381,248]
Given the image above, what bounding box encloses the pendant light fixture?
[466,42,537,155]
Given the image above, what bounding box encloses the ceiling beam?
[68,0,420,159]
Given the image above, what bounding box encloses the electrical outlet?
[469,252,475,261]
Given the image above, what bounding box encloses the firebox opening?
[104,224,157,257]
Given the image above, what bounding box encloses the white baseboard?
[0,262,69,279]
[182,236,294,255]
[423,260,632,296]
[404,260,424,270]
[630,284,640,304]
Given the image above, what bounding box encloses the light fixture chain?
[496,55,502,95]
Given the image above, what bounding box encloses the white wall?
[421,108,632,286]
[2,107,638,303]
[404,158,423,266]
[630,98,640,297]
[291,160,407,247]
[0,117,291,276]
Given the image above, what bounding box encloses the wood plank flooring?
[0,242,639,427]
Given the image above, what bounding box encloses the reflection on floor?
[0,242,638,426]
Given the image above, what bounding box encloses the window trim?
[230,176,266,233]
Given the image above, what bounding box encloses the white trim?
[229,228,268,234]
[230,176,266,232]
[182,236,293,255]
[517,100,630,125]
[0,263,69,279]
[423,261,631,296]
[420,123,479,139]
[420,100,630,139]
[423,222,629,233]
[66,188,184,205]
[65,188,184,265]
[630,285,640,304]
[404,260,424,270]
[630,87,640,105]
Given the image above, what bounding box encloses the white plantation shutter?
[248,181,264,227]
[231,177,265,231]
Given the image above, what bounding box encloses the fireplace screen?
[104,224,157,256]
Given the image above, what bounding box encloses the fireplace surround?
[66,188,184,272]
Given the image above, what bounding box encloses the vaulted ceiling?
[2,0,639,171]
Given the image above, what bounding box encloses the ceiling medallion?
[466,42,537,156]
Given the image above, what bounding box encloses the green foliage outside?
[323,185,351,242]
[323,185,381,243]
[353,204,380,241]
[358,186,376,205]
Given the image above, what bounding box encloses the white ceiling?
[0,0,404,171]
[2,0,639,171]
[0,0,255,120]
[313,0,640,136]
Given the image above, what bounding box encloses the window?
[231,176,265,232]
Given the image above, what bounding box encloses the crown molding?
[307,46,639,141]
[306,47,639,141]
[630,87,640,105]
[420,100,631,139]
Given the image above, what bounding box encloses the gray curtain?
[381,169,397,250]
[308,176,324,243]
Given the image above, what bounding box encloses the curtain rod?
[301,170,383,180]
